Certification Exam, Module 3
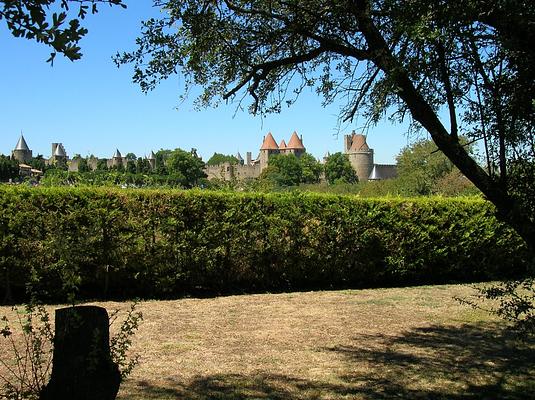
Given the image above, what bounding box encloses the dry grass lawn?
[1,284,534,399]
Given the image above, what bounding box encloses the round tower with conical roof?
[12,134,32,163]
[259,132,279,171]
[112,149,123,168]
[51,143,67,163]
[278,139,287,155]
[286,131,306,158]
[147,150,156,170]
[344,131,374,181]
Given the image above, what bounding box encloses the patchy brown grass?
[1,284,534,399]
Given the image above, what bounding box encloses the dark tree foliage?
[166,148,207,188]
[28,155,47,173]
[324,153,358,185]
[78,157,90,173]
[260,153,302,186]
[206,152,239,166]
[116,0,535,253]
[0,155,18,181]
[135,157,152,174]
[0,0,126,63]
[96,158,108,171]
[126,160,137,174]
[260,153,322,186]
[395,139,476,196]
[299,153,323,184]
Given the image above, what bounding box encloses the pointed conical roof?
[54,144,66,157]
[147,151,156,160]
[260,132,279,150]
[114,149,122,158]
[286,131,305,149]
[236,152,243,161]
[278,139,287,149]
[368,165,380,180]
[15,134,30,151]
[349,133,369,151]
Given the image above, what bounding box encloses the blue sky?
[0,2,412,164]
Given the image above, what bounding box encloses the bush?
[0,187,529,302]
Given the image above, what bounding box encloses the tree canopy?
[324,153,358,185]
[260,153,302,186]
[165,148,207,188]
[117,0,535,251]
[396,138,476,196]
[206,152,239,166]
[0,156,18,181]
[260,153,323,186]
[1,0,126,63]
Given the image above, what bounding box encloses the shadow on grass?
[126,322,534,399]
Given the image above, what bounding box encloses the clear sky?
[0,2,412,164]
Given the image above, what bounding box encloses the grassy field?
[1,284,534,399]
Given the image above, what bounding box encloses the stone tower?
[278,139,287,155]
[286,131,306,157]
[12,134,32,163]
[112,149,123,168]
[51,143,67,163]
[147,151,156,170]
[259,132,279,171]
[344,131,374,182]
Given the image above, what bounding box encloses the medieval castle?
[11,134,156,174]
[205,130,396,181]
[10,131,396,182]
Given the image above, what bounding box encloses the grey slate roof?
[369,164,398,180]
[114,149,122,158]
[147,151,156,160]
[54,144,66,157]
[236,152,243,161]
[15,135,30,151]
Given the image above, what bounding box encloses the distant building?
[12,134,32,163]
[147,151,156,170]
[107,149,127,169]
[343,131,396,181]
[8,130,396,182]
[50,143,68,164]
[18,163,43,177]
[368,164,398,181]
[205,131,307,181]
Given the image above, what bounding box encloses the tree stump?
[40,305,121,400]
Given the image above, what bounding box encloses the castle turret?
[286,131,306,157]
[112,149,123,168]
[12,134,32,163]
[344,131,374,182]
[236,152,244,165]
[147,150,156,170]
[51,143,67,161]
[259,132,279,171]
[278,139,287,155]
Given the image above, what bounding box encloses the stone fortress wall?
[205,131,306,181]
[10,130,397,182]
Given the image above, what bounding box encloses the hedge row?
[0,186,529,302]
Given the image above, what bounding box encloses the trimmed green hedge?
[0,187,528,301]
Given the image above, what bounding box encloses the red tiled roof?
[260,132,279,150]
[286,131,305,149]
[279,140,287,149]
[350,134,369,151]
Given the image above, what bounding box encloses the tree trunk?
[40,306,121,400]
